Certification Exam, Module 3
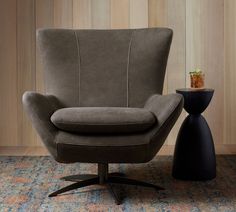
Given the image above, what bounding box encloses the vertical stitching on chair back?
[126,30,135,107]
[74,31,81,106]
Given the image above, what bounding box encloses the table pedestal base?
[172,114,216,181]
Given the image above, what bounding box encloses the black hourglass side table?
[172,88,216,181]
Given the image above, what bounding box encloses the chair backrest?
[37,28,172,108]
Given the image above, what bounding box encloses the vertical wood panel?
[35,0,54,146]
[91,0,110,29]
[186,0,203,77]
[54,0,73,28]
[111,0,129,29]
[148,0,167,27]
[130,0,148,28]
[0,0,18,146]
[148,0,168,96]
[17,0,37,146]
[204,0,224,145]
[73,0,92,28]
[186,0,224,144]
[224,0,236,144]
[166,0,186,145]
[147,0,169,144]
[35,0,54,94]
[148,0,186,145]
[167,0,186,94]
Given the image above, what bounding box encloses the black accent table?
[172,88,216,181]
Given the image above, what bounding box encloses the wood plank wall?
[224,0,236,144]
[0,0,231,147]
[186,0,224,145]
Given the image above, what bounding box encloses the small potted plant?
[189,68,205,89]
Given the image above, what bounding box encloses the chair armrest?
[22,91,63,157]
[144,93,184,159]
[144,93,183,127]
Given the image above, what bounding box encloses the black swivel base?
[49,163,164,205]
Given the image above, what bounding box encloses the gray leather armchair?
[23,28,183,204]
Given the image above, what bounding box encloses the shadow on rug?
[0,155,235,211]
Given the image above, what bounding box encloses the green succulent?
[189,68,203,75]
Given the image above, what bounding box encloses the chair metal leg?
[49,177,99,197]
[107,183,122,205]
[61,174,97,182]
[98,163,108,184]
[108,176,164,191]
[49,163,164,205]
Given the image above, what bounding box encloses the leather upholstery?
[51,107,156,134]
[23,28,184,164]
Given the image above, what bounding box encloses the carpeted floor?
[0,155,236,212]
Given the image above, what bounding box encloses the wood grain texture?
[130,0,148,28]
[186,0,203,77]
[148,0,167,27]
[0,0,233,147]
[166,0,186,145]
[73,0,92,28]
[35,0,54,94]
[186,0,224,144]
[91,0,110,29]
[147,0,168,144]
[35,0,54,146]
[204,0,224,145]
[0,0,18,146]
[17,0,37,146]
[167,0,186,94]
[111,0,129,29]
[54,0,73,28]
[148,0,168,95]
[148,0,186,145]
[224,0,236,144]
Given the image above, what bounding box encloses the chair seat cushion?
[51,107,156,134]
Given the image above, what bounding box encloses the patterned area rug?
[0,155,236,212]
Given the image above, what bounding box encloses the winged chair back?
[37,28,172,108]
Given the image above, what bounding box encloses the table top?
[176,88,214,93]
[176,88,214,114]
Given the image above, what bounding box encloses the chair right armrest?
[144,93,183,127]
[144,93,184,159]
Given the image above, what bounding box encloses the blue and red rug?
[0,155,236,211]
